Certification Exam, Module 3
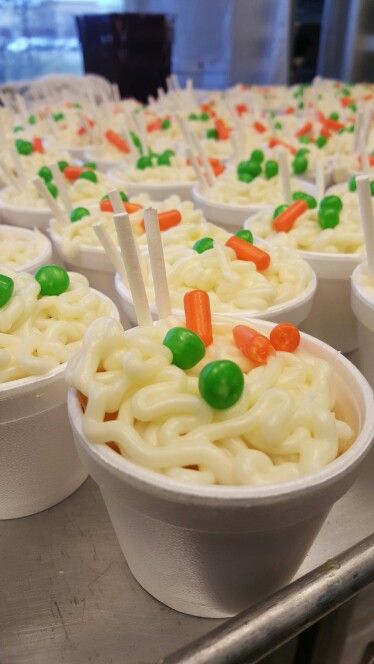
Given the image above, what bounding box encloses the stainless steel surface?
[0,446,373,664]
[161,534,374,664]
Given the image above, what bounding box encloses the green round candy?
[35,265,70,296]
[83,161,97,170]
[235,229,253,243]
[296,148,309,157]
[52,112,65,122]
[163,327,205,370]
[273,204,289,218]
[58,160,69,172]
[119,190,128,202]
[38,166,52,183]
[318,208,339,229]
[198,360,244,410]
[245,161,261,178]
[163,149,175,158]
[341,87,351,96]
[370,181,374,197]
[292,155,308,175]
[348,176,357,192]
[264,160,278,179]
[0,274,14,308]
[28,114,37,125]
[298,135,310,144]
[13,126,24,133]
[72,103,81,109]
[297,101,304,109]
[15,139,33,155]
[250,149,264,163]
[161,118,171,130]
[47,183,58,199]
[320,195,343,212]
[70,207,90,223]
[200,112,210,121]
[238,173,254,183]
[157,153,171,166]
[188,113,198,121]
[291,191,317,209]
[206,128,218,139]
[237,160,251,175]
[329,112,339,120]
[136,155,152,169]
[193,237,214,253]
[79,170,98,183]
[274,121,282,130]
[316,135,327,148]
[346,125,355,133]
[292,191,307,201]
[349,103,357,112]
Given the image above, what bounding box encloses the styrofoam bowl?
[244,216,363,352]
[0,189,52,229]
[108,167,195,201]
[192,179,317,231]
[114,268,317,328]
[0,289,119,520]
[68,316,374,617]
[351,262,374,389]
[0,224,52,273]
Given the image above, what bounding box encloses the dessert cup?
[351,262,374,389]
[0,224,52,272]
[68,317,374,617]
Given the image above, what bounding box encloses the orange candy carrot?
[285,106,295,114]
[270,323,300,352]
[295,121,312,137]
[184,290,213,347]
[253,121,267,133]
[105,129,129,153]
[209,157,225,176]
[147,118,162,132]
[100,199,143,214]
[64,166,83,182]
[273,199,308,233]
[268,136,297,155]
[233,325,274,364]
[340,96,355,107]
[139,209,181,232]
[225,236,270,271]
[32,137,44,154]
[215,118,230,140]
[236,103,248,116]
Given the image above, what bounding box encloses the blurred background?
[0,0,373,100]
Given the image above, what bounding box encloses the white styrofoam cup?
[67,317,374,617]
[0,224,52,273]
[351,262,374,389]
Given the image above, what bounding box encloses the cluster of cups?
[1,128,374,622]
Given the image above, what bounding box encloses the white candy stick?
[362,107,373,145]
[113,212,153,327]
[15,94,28,123]
[190,132,215,185]
[143,207,171,319]
[171,74,181,91]
[277,148,292,204]
[315,160,325,202]
[354,110,364,152]
[230,129,241,162]
[357,175,374,276]
[360,146,370,175]
[10,145,27,188]
[93,223,127,280]
[0,160,22,191]
[186,147,208,191]
[50,164,72,214]
[111,83,121,103]
[121,118,136,159]
[108,189,124,214]
[157,87,166,101]
[33,176,66,223]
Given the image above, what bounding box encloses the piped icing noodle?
[50,194,229,259]
[202,169,305,206]
[67,316,353,486]
[135,242,313,313]
[250,191,364,254]
[0,266,114,383]
[0,228,47,269]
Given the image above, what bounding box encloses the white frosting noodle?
[0,228,48,270]
[113,155,197,184]
[50,194,229,259]
[133,243,313,313]
[0,267,115,383]
[202,171,306,206]
[249,190,364,254]
[66,316,353,486]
